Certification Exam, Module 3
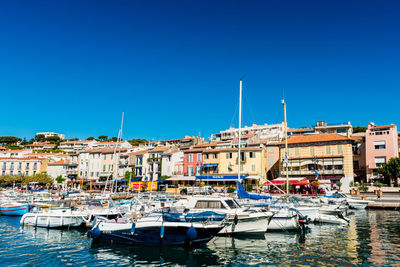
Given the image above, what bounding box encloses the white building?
[47,160,70,186]
[161,150,184,177]
[211,122,285,143]
[59,140,97,153]
[36,132,65,140]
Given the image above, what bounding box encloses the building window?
[25,171,29,176]
[18,163,22,169]
[310,147,315,155]
[18,171,21,176]
[2,162,6,169]
[251,164,256,172]
[326,165,333,170]
[26,163,29,169]
[269,147,274,153]
[326,145,331,155]
[104,154,106,160]
[33,171,36,175]
[375,157,386,168]
[204,154,209,160]
[213,153,218,159]
[33,163,37,170]
[10,163,14,169]
[335,165,343,170]
[249,152,255,158]
[240,165,243,172]
[375,131,383,135]
[2,171,5,175]
[10,170,13,176]
[374,141,386,150]
[103,165,106,171]
[187,166,193,176]
[269,157,274,166]
[195,166,201,176]
[337,145,343,154]
[295,147,299,156]
[187,154,193,162]
[239,152,246,162]
[197,153,202,161]
[111,154,114,160]
[226,153,233,159]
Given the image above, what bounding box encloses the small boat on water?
[20,208,90,228]
[0,202,30,216]
[91,211,226,246]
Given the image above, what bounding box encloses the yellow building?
[279,133,353,192]
[199,147,266,188]
[0,157,48,176]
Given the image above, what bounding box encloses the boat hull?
[219,215,270,235]
[267,216,300,232]
[20,214,86,228]
[0,204,30,216]
[91,221,223,246]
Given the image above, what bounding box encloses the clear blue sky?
[0,0,399,141]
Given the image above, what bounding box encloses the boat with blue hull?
[0,203,30,216]
[91,211,226,246]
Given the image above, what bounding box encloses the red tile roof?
[279,133,350,145]
[48,160,70,165]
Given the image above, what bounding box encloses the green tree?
[109,137,118,142]
[123,168,136,182]
[45,136,61,143]
[86,137,95,140]
[0,136,21,144]
[55,175,66,184]
[98,135,108,141]
[378,157,400,187]
[35,134,46,142]
[128,139,148,146]
[353,126,368,133]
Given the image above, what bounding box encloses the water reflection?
[0,210,399,266]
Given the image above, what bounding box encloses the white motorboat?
[174,196,273,235]
[267,206,301,232]
[20,208,89,228]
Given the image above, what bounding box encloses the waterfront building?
[365,122,399,183]
[132,150,150,181]
[183,148,203,178]
[196,147,267,188]
[288,121,352,137]
[161,150,184,177]
[211,123,285,143]
[35,132,65,140]
[350,133,367,183]
[314,121,352,137]
[0,157,48,177]
[0,149,32,158]
[146,146,170,181]
[47,160,70,186]
[25,142,56,150]
[93,141,132,149]
[59,140,97,153]
[25,152,70,162]
[279,133,354,192]
[0,146,6,151]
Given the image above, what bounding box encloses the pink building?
[365,122,399,182]
[183,149,203,177]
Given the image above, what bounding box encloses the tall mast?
[282,99,289,194]
[238,79,243,184]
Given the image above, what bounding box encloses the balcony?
[281,169,344,176]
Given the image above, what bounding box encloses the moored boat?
[0,203,30,216]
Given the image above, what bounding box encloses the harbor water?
[0,210,399,266]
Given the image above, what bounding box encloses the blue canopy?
[237,182,272,200]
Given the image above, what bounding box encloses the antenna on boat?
[237,79,243,187]
[282,98,289,194]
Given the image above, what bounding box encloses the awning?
[245,175,261,180]
[99,173,112,178]
[166,176,196,181]
[203,163,218,167]
[195,174,248,181]
[264,177,307,186]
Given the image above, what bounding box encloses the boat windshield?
[224,199,238,209]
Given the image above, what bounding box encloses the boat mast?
[282,99,289,194]
[238,79,243,186]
